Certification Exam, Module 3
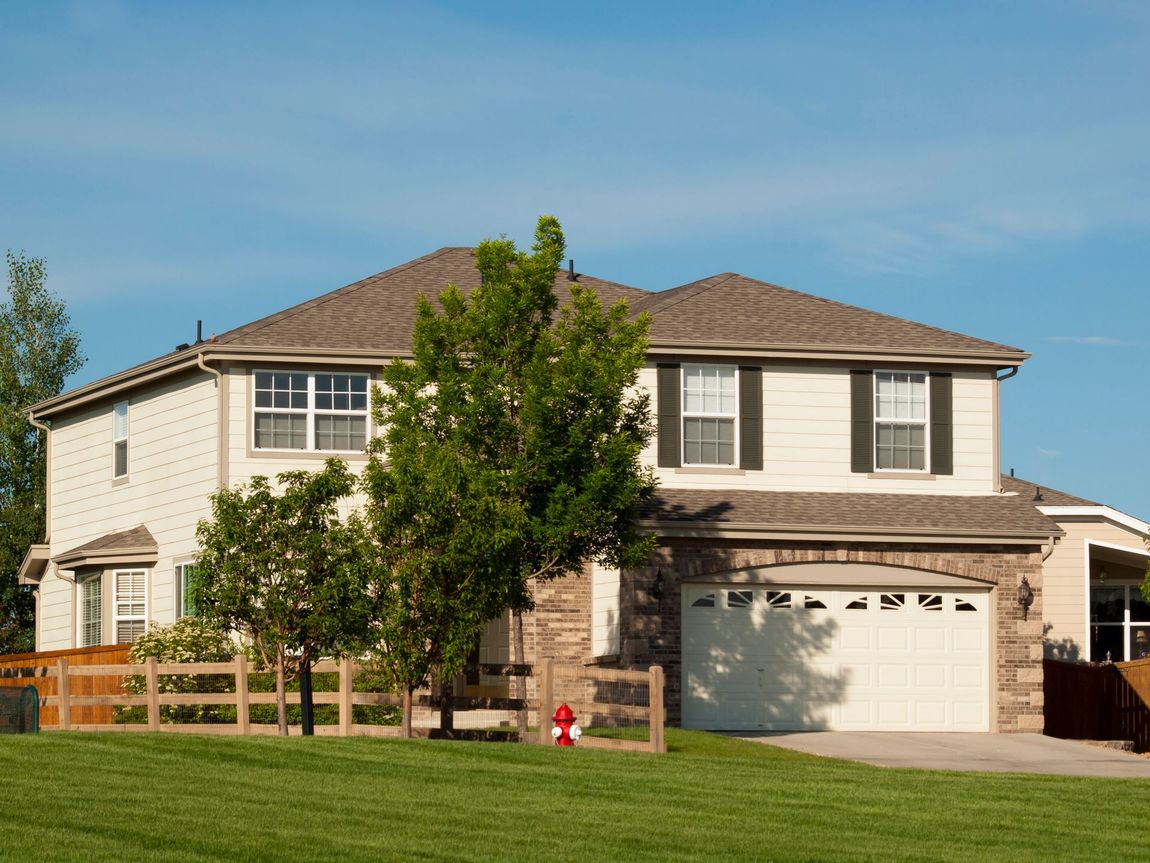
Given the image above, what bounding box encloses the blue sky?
[2,0,1148,517]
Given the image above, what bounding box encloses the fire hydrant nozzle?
[551,703,582,746]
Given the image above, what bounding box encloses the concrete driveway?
[735,732,1150,777]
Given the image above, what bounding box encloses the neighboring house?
[16,248,1148,733]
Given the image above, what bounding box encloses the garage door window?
[846,596,868,610]
[803,595,827,609]
[919,594,943,611]
[880,593,905,610]
[690,592,716,608]
[727,590,753,609]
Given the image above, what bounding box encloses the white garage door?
[682,584,990,731]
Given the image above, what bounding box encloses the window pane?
[255,413,306,449]
[114,440,128,478]
[683,417,735,465]
[1091,624,1123,662]
[1130,589,1150,623]
[1131,627,1150,660]
[314,415,366,451]
[1091,586,1125,623]
[117,621,146,644]
[113,401,128,438]
[81,578,102,647]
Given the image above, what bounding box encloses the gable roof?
[642,486,1059,543]
[213,247,649,354]
[632,272,1027,364]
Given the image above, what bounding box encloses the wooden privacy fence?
[1044,657,1150,751]
[15,655,666,751]
[0,645,130,726]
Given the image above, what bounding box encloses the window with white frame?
[682,364,737,466]
[1090,584,1150,662]
[113,569,147,644]
[175,562,198,618]
[112,400,129,479]
[874,371,928,470]
[80,576,102,647]
[253,371,369,452]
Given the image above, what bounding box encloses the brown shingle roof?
[214,247,650,354]
[631,272,1026,357]
[999,474,1101,507]
[642,487,1058,538]
[62,525,156,555]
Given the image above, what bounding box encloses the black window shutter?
[739,366,763,471]
[656,364,681,468]
[930,372,953,475]
[850,370,874,473]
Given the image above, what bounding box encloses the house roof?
[642,486,1060,542]
[52,525,158,570]
[632,272,1028,363]
[999,473,1101,506]
[212,247,650,354]
[30,248,1028,419]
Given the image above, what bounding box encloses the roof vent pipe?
[1010,468,1014,477]
[196,320,203,344]
[1033,486,1044,502]
[568,259,576,281]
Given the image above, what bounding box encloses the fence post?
[56,659,71,731]
[235,654,250,735]
[649,665,665,754]
[339,656,353,738]
[537,658,554,746]
[145,656,160,731]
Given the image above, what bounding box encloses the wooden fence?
[1044,657,1150,751]
[537,659,665,754]
[0,645,130,726]
[11,654,665,751]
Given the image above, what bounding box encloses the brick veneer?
[530,540,1045,732]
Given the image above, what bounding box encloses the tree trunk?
[275,646,289,737]
[401,686,413,739]
[513,611,528,737]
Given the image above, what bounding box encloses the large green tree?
[194,459,369,735]
[360,215,655,735]
[0,252,84,654]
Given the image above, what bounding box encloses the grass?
[1,729,1148,862]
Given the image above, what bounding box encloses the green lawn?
[1,730,1147,862]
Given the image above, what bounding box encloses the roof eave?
[640,520,1057,545]
[17,544,50,585]
[52,545,160,571]
[647,340,1029,367]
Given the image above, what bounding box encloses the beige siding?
[1042,518,1150,661]
[591,564,621,656]
[642,363,998,495]
[41,370,219,649]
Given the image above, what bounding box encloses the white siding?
[1042,519,1150,661]
[642,363,998,495]
[40,370,219,649]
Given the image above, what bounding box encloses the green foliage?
[118,616,240,724]
[360,215,655,709]
[0,251,84,654]
[193,458,370,732]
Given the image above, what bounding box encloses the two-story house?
[17,247,1148,733]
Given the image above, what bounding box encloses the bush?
[117,617,240,725]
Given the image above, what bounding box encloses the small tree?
[361,215,655,735]
[194,459,368,735]
[0,252,84,653]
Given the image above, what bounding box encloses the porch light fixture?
[1017,576,1035,621]
[652,570,665,601]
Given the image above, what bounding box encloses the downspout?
[26,410,52,543]
[196,352,227,489]
[993,366,1019,492]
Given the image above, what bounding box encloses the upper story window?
[682,364,737,466]
[112,400,129,479]
[175,562,198,618]
[874,371,927,471]
[253,371,369,452]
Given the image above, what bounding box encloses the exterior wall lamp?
[652,570,665,601]
[1018,576,1035,621]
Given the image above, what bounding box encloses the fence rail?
[1044,657,1150,751]
[6,654,665,752]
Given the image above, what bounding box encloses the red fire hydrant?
[551,703,583,746]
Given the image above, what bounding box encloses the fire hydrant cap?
[553,703,575,723]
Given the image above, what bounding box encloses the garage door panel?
[683,582,990,732]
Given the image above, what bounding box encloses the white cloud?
[1047,336,1137,346]
[1038,449,1061,458]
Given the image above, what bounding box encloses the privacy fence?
[0,649,665,753]
[1044,657,1150,751]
